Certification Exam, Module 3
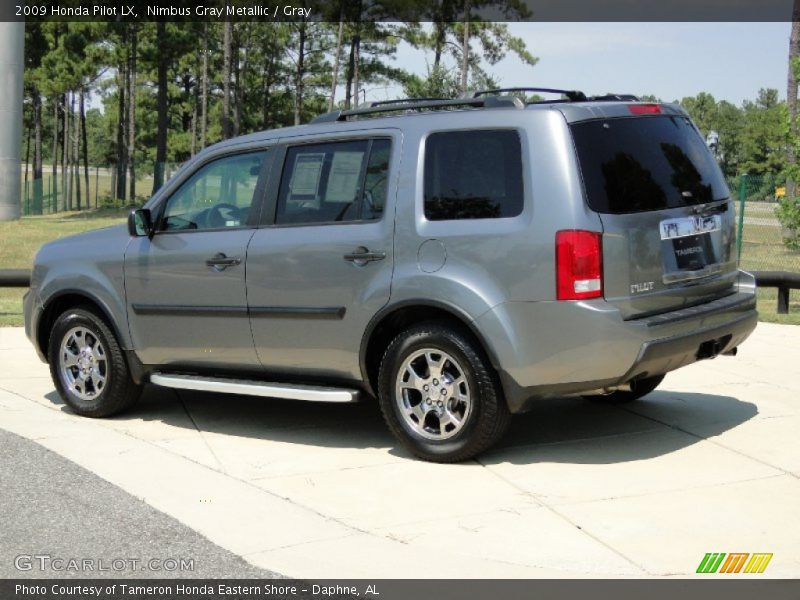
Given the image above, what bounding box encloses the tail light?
[628,103,661,115]
[556,230,603,300]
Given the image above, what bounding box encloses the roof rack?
[311,95,524,124]
[473,87,588,102]
[588,93,641,102]
[366,97,444,108]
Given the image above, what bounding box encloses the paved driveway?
[0,323,798,578]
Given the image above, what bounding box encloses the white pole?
[0,21,24,221]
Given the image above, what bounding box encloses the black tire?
[48,306,142,417]
[588,374,665,404]
[377,322,510,463]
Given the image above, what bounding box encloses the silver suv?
[24,89,758,462]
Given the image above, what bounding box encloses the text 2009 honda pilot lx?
[24,88,757,462]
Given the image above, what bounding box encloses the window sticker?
[289,153,325,197]
[326,151,364,203]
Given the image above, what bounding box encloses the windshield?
[570,115,729,214]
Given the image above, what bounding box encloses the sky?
[363,22,792,107]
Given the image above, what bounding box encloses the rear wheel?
[378,323,510,462]
[588,374,665,404]
[48,307,142,417]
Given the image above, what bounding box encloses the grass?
[1,208,799,327]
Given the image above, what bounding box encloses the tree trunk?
[233,50,242,136]
[80,90,89,211]
[72,91,81,210]
[460,2,471,94]
[345,36,355,109]
[221,20,233,139]
[51,97,58,213]
[128,25,137,203]
[116,55,127,202]
[24,113,30,213]
[788,18,800,198]
[262,46,275,128]
[353,32,361,108]
[153,22,168,193]
[294,20,306,126]
[191,93,197,157]
[64,93,72,211]
[51,27,59,213]
[32,91,43,215]
[433,22,446,69]
[62,93,70,210]
[200,23,208,149]
[329,19,345,111]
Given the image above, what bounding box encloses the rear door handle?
[206,253,241,271]
[343,246,386,266]
[343,247,386,265]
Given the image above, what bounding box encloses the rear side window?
[571,115,728,214]
[276,138,391,225]
[424,130,523,220]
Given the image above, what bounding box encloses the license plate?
[672,233,716,270]
[660,214,721,240]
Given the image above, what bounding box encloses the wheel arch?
[37,290,128,365]
[360,300,502,398]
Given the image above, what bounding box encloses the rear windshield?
[571,115,728,214]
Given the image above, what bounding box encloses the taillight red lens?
[556,230,603,301]
[628,103,662,115]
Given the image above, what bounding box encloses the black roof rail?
[588,93,641,102]
[367,97,444,108]
[473,87,588,102]
[311,95,524,124]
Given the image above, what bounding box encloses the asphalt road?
[0,428,280,579]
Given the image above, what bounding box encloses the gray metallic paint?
[24,100,758,414]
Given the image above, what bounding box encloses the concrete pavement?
[0,429,278,578]
[0,323,798,578]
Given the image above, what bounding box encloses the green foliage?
[679,89,786,178]
[776,197,800,249]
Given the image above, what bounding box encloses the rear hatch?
[569,108,737,319]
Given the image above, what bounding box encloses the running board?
[149,373,359,403]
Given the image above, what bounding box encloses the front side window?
[276,139,391,225]
[424,130,524,221]
[160,151,267,231]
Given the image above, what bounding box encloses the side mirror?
[128,208,153,237]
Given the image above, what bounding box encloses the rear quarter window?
[424,129,523,221]
[571,115,728,214]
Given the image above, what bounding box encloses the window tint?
[161,151,266,231]
[424,130,523,221]
[570,116,729,214]
[276,139,391,225]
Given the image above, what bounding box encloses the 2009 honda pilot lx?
[24,88,757,462]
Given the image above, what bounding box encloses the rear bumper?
[618,309,755,384]
[475,271,758,413]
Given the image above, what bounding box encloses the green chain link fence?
[728,174,800,273]
[19,163,180,215]
[729,174,800,318]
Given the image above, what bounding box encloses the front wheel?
[48,307,142,417]
[377,323,510,462]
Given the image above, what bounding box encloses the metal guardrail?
[0,269,30,287]
[752,271,800,314]
[1,268,797,314]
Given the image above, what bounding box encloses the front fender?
[32,226,132,354]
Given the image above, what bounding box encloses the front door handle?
[343,247,386,265]
[206,253,242,271]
